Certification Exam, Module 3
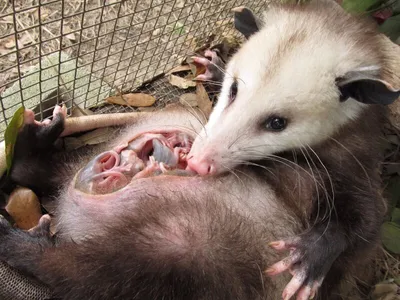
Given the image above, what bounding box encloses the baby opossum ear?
[232,7,260,39]
[336,70,400,105]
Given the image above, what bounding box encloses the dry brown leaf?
[5,187,42,230]
[186,57,206,77]
[166,64,191,75]
[70,106,94,117]
[168,74,196,89]
[105,93,156,107]
[179,93,198,107]
[372,283,400,300]
[196,83,212,118]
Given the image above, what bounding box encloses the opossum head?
[188,1,400,175]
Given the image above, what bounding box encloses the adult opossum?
[0,101,377,300]
[187,1,400,299]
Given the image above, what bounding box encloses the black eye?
[265,116,287,131]
[228,80,238,105]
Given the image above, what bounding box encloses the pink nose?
[187,155,215,176]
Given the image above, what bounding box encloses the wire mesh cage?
[0,0,271,141]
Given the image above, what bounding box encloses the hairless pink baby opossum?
[0,1,399,300]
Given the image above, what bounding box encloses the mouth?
[75,131,196,194]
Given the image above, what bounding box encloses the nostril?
[207,166,211,174]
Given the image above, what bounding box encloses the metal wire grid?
[0,0,269,139]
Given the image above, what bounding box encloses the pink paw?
[264,230,343,300]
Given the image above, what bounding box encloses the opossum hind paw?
[265,233,341,300]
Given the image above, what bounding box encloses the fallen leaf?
[381,221,400,254]
[5,187,42,230]
[196,83,212,118]
[105,93,156,107]
[391,207,400,225]
[168,74,196,89]
[70,106,94,117]
[166,64,191,75]
[186,56,206,77]
[179,93,198,107]
[372,282,400,300]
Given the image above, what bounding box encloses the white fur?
[189,4,381,173]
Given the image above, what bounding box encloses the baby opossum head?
[188,1,400,175]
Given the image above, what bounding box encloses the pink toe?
[192,56,210,66]
[265,259,291,276]
[23,110,35,124]
[282,275,304,300]
[268,240,287,250]
[296,285,312,300]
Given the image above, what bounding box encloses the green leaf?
[379,14,400,41]
[382,221,400,254]
[391,208,400,225]
[4,106,25,176]
[342,0,381,13]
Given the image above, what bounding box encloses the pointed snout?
[187,155,216,176]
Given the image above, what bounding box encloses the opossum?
[0,103,377,300]
[187,1,400,299]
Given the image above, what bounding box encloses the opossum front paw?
[265,232,340,300]
[191,49,225,83]
[24,104,66,128]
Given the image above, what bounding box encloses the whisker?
[329,137,372,189]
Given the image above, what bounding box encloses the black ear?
[336,70,400,105]
[232,7,260,39]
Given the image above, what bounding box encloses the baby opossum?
[0,103,378,300]
[187,1,400,299]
